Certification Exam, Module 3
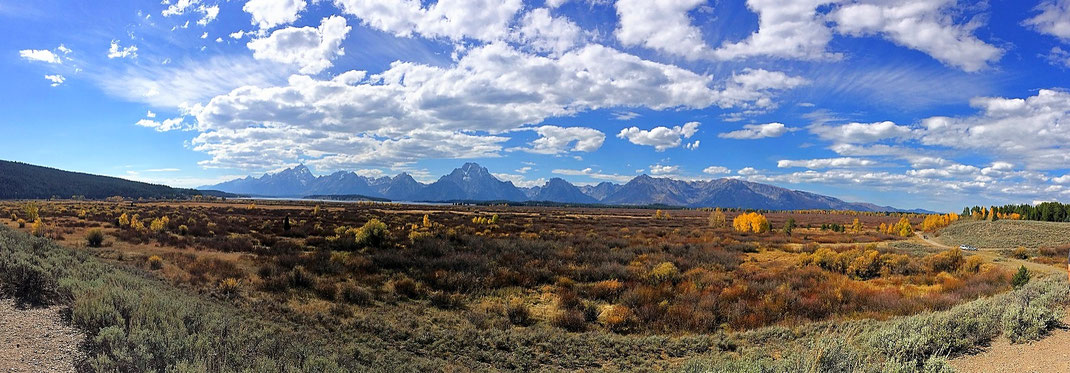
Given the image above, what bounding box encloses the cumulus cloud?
[737,167,759,176]
[617,121,699,151]
[244,0,306,30]
[333,0,523,42]
[614,0,712,59]
[136,116,188,132]
[162,0,219,26]
[917,89,1070,170]
[107,40,138,59]
[194,127,509,170]
[520,125,605,154]
[713,0,839,60]
[197,44,800,136]
[809,121,914,144]
[648,164,679,175]
[1025,0,1070,41]
[703,166,731,175]
[777,157,876,169]
[19,49,61,63]
[830,0,1003,72]
[514,8,584,55]
[719,122,795,139]
[247,16,351,74]
[44,74,65,87]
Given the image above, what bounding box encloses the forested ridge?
[0,160,209,200]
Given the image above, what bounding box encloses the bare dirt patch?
[0,298,84,372]
[951,310,1070,373]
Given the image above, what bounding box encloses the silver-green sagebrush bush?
[682,276,1069,373]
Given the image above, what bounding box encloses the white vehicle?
[958,244,978,251]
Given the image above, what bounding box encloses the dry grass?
[934,220,1070,249]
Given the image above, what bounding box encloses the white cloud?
[612,111,640,121]
[809,121,914,144]
[197,5,219,25]
[713,0,839,60]
[107,40,138,59]
[162,0,199,17]
[703,166,731,175]
[146,110,156,118]
[194,127,509,169]
[1053,174,1070,184]
[617,121,699,151]
[777,157,876,169]
[230,30,247,39]
[333,0,524,42]
[1025,0,1070,41]
[737,167,759,176]
[515,166,532,174]
[1044,47,1070,68]
[243,0,306,30]
[917,89,1070,170]
[685,140,699,150]
[136,116,188,132]
[830,0,1002,72]
[44,74,65,87]
[493,173,547,188]
[521,125,605,154]
[162,0,219,26]
[719,122,795,139]
[552,167,634,183]
[19,49,61,64]
[514,8,584,55]
[92,55,291,109]
[614,0,712,59]
[719,69,809,110]
[247,16,351,74]
[648,164,679,175]
[197,44,798,136]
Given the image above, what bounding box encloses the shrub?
[86,228,105,248]
[30,219,45,237]
[393,276,421,299]
[506,299,532,326]
[339,282,372,305]
[1012,266,1031,288]
[429,291,464,309]
[552,309,587,332]
[355,219,389,249]
[288,266,314,288]
[1011,246,1030,259]
[218,277,240,297]
[17,219,25,228]
[599,305,636,333]
[147,255,164,270]
[647,262,680,283]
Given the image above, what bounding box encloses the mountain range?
[203,163,929,212]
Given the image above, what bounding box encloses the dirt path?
[914,232,1060,275]
[914,232,1070,372]
[951,311,1070,372]
[0,299,84,372]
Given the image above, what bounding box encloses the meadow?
[0,199,1066,371]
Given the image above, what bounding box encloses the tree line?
[962,202,1070,222]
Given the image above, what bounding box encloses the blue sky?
[3,0,1070,211]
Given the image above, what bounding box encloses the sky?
[2,0,1070,212]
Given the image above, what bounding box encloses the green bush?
[86,228,104,247]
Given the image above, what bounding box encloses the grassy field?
[934,220,1070,249]
[1,200,1067,371]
